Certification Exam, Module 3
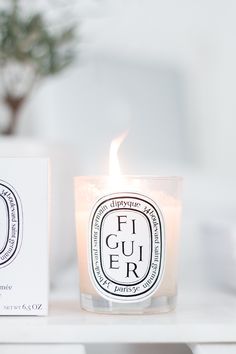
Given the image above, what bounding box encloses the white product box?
[0,158,49,316]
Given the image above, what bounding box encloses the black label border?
[0,180,23,268]
[90,193,164,299]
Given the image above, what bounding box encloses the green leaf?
[0,2,78,75]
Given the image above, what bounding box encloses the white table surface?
[0,290,235,344]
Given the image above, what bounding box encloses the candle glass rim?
[74,175,183,182]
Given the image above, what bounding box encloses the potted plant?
[0,0,77,134]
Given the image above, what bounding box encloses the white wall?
[24,55,190,175]
[16,0,236,178]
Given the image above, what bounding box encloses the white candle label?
[89,192,165,303]
[0,180,23,268]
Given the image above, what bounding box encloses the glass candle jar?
[75,176,182,314]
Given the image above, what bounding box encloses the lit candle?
[75,135,182,314]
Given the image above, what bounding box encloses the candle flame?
[109,131,128,176]
[107,131,141,192]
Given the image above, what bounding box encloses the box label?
[0,180,23,268]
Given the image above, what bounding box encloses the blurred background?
[0,1,236,354]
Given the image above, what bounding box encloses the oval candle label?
[89,192,165,303]
[0,180,23,268]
